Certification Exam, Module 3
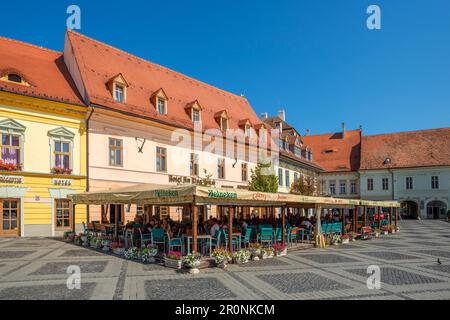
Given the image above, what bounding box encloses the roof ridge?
[304,129,361,137]
[67,30,249,103]
[364,127,450,138]
[0,35,61,55]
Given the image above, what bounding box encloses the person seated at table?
[161,219,173,238]
[143,218,157,235]
[238,218,248,233]
[210,218,220,237]
[220,218,229,230]
[301,218,313,230]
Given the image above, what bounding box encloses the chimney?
[342,122,346,138]
[278,109,285,121]
[261,112,268,120]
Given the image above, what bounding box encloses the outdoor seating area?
[64,184,400,273]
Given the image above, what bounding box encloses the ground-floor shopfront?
[0,173,87,237]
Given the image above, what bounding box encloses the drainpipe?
[85,106,95,223]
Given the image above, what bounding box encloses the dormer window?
[107,74,128,104]
[7,74,22,83]
[151,88,169,115]
[245,125,251,138]
[215,110,229,131]
[157,98,166,114]
[115,85,124,103]
[185,100,202,123]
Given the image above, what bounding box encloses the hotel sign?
[168,175,216,186]
[52,178,73,186]
[0,175,24,184]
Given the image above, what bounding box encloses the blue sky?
[2,0,450,135]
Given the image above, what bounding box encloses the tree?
[248,161,278,193]
[290,172,317,196]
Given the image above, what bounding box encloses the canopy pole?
[363,206,367,227]
[72,204,76,233]
[114,205,119,241]
[192,204,198,254]
[341,208,345,234]
[394,207,398,227]
[314,204,322,248]
[282,206,286,245]
[228,206,234,254]
[377,206,381,229]
[353,206,358,232]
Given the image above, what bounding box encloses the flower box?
[165,257,182,269]
[51,167,73,175]
[341,238,350,244]
[113,248,125,256]
[275,248,287,256]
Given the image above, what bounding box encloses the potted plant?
[233,250,251,264]
[212,248,232,268]
[111,242,125,255]
[273,243,287,256]
[341,234,350,244]
[0,161,22,171]
[261,247,275,259]
[101,239,111,252]
[141,246,158,263]
[73,235,82,246]
[248,243,262,261]
[164,251,183,269]
[373,228,381,238]
[330,234,341,245]
[381,226,389,235]
[63,230,75,242]
[183,252,202,274]
[124,247,140,260]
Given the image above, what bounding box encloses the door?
[0,199,20,236]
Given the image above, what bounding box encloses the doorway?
[400,201,419,219]
[0,199,20,236]
[427,201,447,219]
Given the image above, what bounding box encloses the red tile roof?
[66,30,263,131]
[361,128,450,170]
[0,36,83,105]
[302,129,362,172]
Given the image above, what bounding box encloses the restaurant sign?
[0,175,24,184]
[154,190,179,198]
[208,190,237,199]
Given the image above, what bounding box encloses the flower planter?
[341,238,349,244]
[382,231,388,235]
[112,248,125,256]
[276,249,287,256]
[252,256,260,261]
[188,267,200,274]
[216,261,227,269]
[165,258,182,269]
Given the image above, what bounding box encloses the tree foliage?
[290,172,317,196]
[248,161,278,193]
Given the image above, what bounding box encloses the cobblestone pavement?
[1,220,450,300]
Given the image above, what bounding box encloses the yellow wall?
[0,91,87,236]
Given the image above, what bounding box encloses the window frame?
[114,84,125,103]
[285,170,290,187]
[0,133,22,167]
[350,182,357,194]
[329,182,336,195]
[217,158,225,179]
[156,146,167,172]
[241,162,248,182]
[367,178,374,191]
[382,178,389,191]
[109,138,123,167]
[190,153,199,176]
[339,182,346,194]
[278,168,283,186]
[157,98,167,115]
[431,176,439,189]
[55,199,72,230]
[406,177,413,190]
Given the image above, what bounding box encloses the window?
[278,168,283,186]
[156,206,169,220]
[294,146,302,157]
[7,74,22,83]
[406,177,413,190]
[221,117,228,130]
[431,176,439,189]
[55,199,72,229]
[54,141,70,169]
[1,134,21,166]
[294,172,298,182]
[190,153,199,176]
[109,138,123,166]
[350,182,357,194]
[241,163,248,182]
[217,158,225,179]
[340,182,346,194]
[192,109,200,122]
[285,170,290,187]
[382,178,389,191]
[157,98,166,114]
[114,85,124,103]
[136,205,144,216]
[329,182,336,195]
[259,129,266,144]
[156,147,167,172]
[367,178,374,191]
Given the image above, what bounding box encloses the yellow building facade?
[0,91,87,237]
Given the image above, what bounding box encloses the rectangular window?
[294,146,302,157]
[278,168,283,186]
[55,199,72,229]
[294,172,298,182]
[109,138,123,167]
[382,178,389,191]
[340,182,346,194]
[190,153,199,176]
[156,147,167,172]
[245,126,251,138]
[217,158,225,179]
[221,118,228,130]
[157,98,166,114]
[1,134,21,167]
[406,177,413,190]
[351,182,357,194]
[192,109,200,122]
[367,178,374,191]
[431,176,439,189]
[329,182,336,195]
[241,163,248,182]
[54,141,70,169]
[114,85,124,103]
[285,170,290,187]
